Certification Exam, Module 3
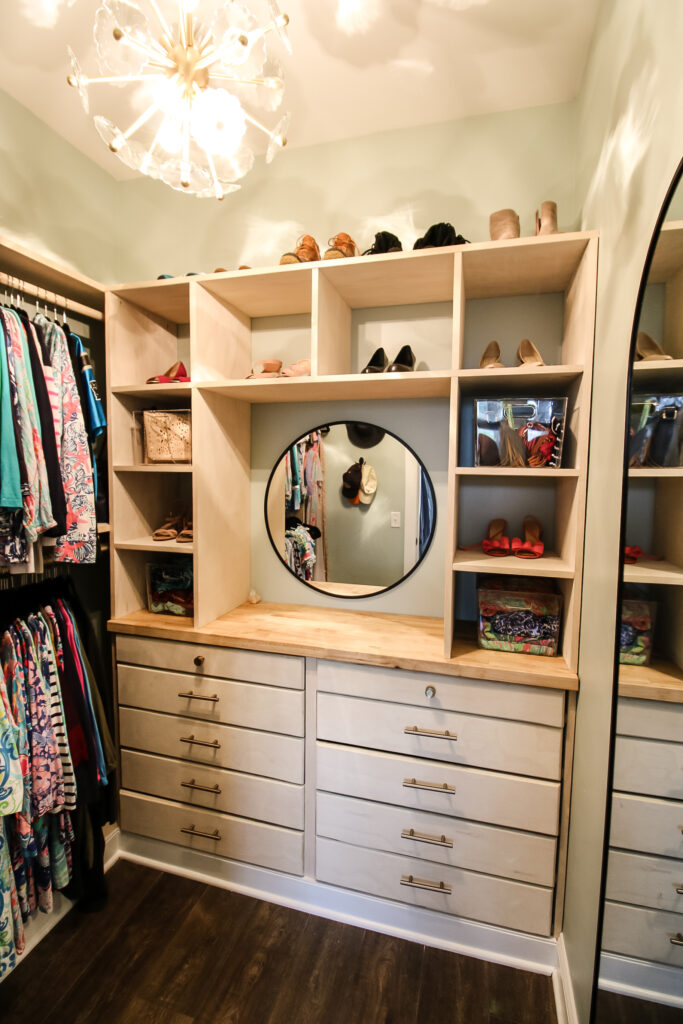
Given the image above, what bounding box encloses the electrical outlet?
[390,511,401,528]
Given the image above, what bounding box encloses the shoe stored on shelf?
[386,345,416,372]
[361,347,389,373]
[414,222,469,248]
[324,233,359,260]
[362,231,403,255]
[152,512,183,541]
[280,235,320,265]
[145,361,190,384]
[535,201,558,236]
[246,359,283,378]
[511,515,544,558]
[489,209,520,240]
[460,518,510,556]
[176,518,193,543]
[280,359,311,377]
[516,339,545,366]
[635,331,672,361]
[479,340,505,368]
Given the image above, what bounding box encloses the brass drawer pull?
[400,873,452,894]
[401,827,453,849]
[179,734,221,749]
[177,690,219,703]
[403,777,455,794]
[181,778,222,795]
[670,933,683,946]
[180,825,221,841]
[405,725,457,741]
[194,655,205,667]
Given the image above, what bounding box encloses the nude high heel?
[635,331,672,361]
[535,201,558,236]
[489,209,520,240]
[479,340,505,368]
[517,338,545,367]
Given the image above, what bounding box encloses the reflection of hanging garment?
[284,523,317,581]
[419,467,435,558]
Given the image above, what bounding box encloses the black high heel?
[361,347,389,373]
[386,345,416,373]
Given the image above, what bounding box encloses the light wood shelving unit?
[106,231,598,682]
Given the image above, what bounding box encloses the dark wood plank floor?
[0,860,559,1024]
[594,989,683,1023]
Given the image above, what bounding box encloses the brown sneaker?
[280,235,320,265]
[323,233,359,260]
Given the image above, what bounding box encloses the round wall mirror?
[264,421,437,597]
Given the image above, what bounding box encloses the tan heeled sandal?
[517,338,545,366]
[152,512,183,541]
[479,340,505,368]
[635,331,672,361]
[176,519,193,544]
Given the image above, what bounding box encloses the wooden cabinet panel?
[317,692,563,780]
[315,837,553,936]
[613,735,683,800]
[117,634,304,689]
[118,663,304,736]
[119,707,304,784]
[316,792,556,886]
[120,791,304,875]
[317,660,565,727]
[610,793,683,859]
[606,849,683,914]
[316,742,560,835]
[602,901,683,967]
[616,697,683,743]
[121,749,304,829]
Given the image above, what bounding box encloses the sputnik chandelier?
[67,0,291,198]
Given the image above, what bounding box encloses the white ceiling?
[0,0,601,181]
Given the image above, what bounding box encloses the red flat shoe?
[511,515,544,558]
[146,361,190,384]
[460,517,510,556]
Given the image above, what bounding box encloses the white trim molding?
[599,952,683,1008]
[556,934,580,1024]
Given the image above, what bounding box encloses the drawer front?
[317,693,563,780]
[613,736,683,800]
[610,793,683,859]
[118,663,304,736]
[316,837,552,936]
[317,661,564,727]
[121,749,304,830]
[617,698,683,743]
[116,635,304,689]
[119,707,304,784]
[120,791,303,875]
[317,743,559,835]
[316,792,556,886]
[606,849,683,914]
[602,901,683,967]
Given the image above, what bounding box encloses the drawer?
[317,661,565,727]
[317,743,560,835]
[606,849,683,914]
[316,792,556,886]
[120,791,303,875]
[118,664,304,736]
[602,902,683,967]
[617,698,683,743]
[116,635,304,689]
[610,793,683,859]
[613,736,683,800]
[119,707,304,784]
[121,750,304,830]
[317,693,563,780]
[315,837,553,936]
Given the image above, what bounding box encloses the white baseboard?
[117,830,559,974]
[555,934,579,1024]
[599,952,683,1008]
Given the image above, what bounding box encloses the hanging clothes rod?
[0,270,104,322]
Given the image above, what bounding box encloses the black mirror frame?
[589,153,683,1022]
[263,419,438,599]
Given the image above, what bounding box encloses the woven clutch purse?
[143,409,192,463]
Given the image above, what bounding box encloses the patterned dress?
[0,647,25,978]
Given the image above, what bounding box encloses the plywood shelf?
[198,370,452,403]
[110,278,191,324]
[112,383,193,399]
[113,464,193,474]
[647,220,683,283]
[627,467,683,478]
[0,232,105,311]
[618,658,683,702]
[458,365,583,390]
[456,467,580,477]
[114,537,195,554]
[623,558,683,586]
[453,550,574,578]
[461,232,595,299]
[631,357,683,387]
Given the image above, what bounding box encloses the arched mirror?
[264,421,437,597]
[594,162,683,1021]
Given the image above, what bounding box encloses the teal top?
[0,319,23,509]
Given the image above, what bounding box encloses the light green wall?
[563,2,683,1021]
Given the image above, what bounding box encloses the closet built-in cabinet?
[105,231,599,959]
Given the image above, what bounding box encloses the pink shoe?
[281,359,311,377]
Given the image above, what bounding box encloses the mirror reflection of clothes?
[284,432,327,580]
